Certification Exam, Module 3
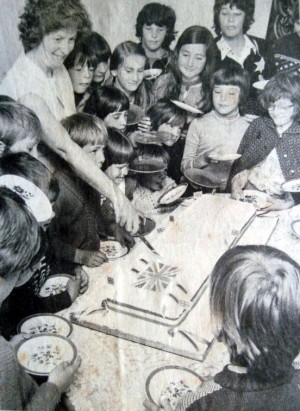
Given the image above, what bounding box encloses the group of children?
[1,0,300,410]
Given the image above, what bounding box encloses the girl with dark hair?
[213,0,275,114]
[152,26,217,114]
[135,2,177,72]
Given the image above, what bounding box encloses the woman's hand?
[48,356,81,393]
[113,188,140,234]
[231,170,250,200]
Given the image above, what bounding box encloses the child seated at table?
[230,72,300,211]
[84,85,129,132]
[182,66,250,190]
[145,245,300,411]
[0,187,81,411]
[129,144,176,214]
[48,113,109,273]
[0,96,41,158]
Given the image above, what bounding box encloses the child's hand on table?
[108,223,135,249]
[75,266,89,294]
[74,249,108,267]
[48,356,81,393]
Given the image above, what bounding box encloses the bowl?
[100,240,128,260]
[158,183,188,205]
[17,334,77,377]
[38,274,73,297]
[145,365,203,408]
[184,168,223,189]
[18,314,72,337]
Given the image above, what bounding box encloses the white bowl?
[18,314,72,337]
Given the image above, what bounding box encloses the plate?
[145,366,203,407]
[253,80,269,90]
[158,183,188,205]
[170,100,203,114]
[127,104,145,126]
[17,334,77,376]
[291,220,300,239]
[144,68,162,81]
[184,168,222,189]
[137,217,156,237]
[238,190,273,209]
[39,274,73,297]
[208,153,241,162]
[18,314,72,337]
[100,240,128,260]
[281,179,300,193]
[134,132,160,145]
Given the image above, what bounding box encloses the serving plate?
[145,365,203,408]
[100,240,128,260]
[39,274,73,297]
[158,183,188,205]
[17,334,77,376]
[170,100,203,114]
[281,179,300,193]
[18,314,72,337]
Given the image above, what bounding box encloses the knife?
[137,234,160,257]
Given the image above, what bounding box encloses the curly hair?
[213,0,255,37]
[18,0,91,52]
[135,2,177,49]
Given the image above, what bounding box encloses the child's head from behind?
[146,99,186,146]
[136,3,176,52]
[0,187,41,303]
[174,26,216,85]
[89,32,111,84]
[0,97,41,157]
[110,41,146,95]
[211,66,250,117]
[133,144,169,191]
[61,113,107,168]
[260,72,300,128]
[84,86,129,131]
[210,245,300,381]
[104,129,134,185]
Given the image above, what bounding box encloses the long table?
[61,194,299,411]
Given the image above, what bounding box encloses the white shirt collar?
[217,35,257,66]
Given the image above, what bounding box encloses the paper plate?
[39,274,73,297]
[171,100,203,114]
[134,132,160,145]
[238,190,273,209]
[281,179,300,193]
[158,183,188,205]
[253,80,269,90]
[145,365,203,407]
[18,314,72,337]
[137,217,156,237]
[100,240,128,260]
[17,334,77,376]
[184,168,222,189]
[208,153,241,162]
[291,220,300,240]
[127,104,145,126]
[144,68,162,81]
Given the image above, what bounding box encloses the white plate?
[17,334,77,376]
[100,240,128,260]
[281,179,300,193]
[158,184,188,205]
[253,80,269,90]
[292,220,300,239]
[145,366,203,407]
[239,190,273,209]
[208,153,241,162]
[170,100,203,114]
[18,314,72,337]
[39,274,73,297]
[144,69,162,80]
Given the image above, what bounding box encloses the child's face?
[113,55,145,94]
[93,61,109,84]
[82,142,105,168]
[213,85,240,117]
[68,59,94,94]
[9,136,39,159]
[105,163,129,185]
[219,4,245,39]
[141,170,167,191]
[178,44,207,83]
[267,98,295,129]
[142,23,167,53]
[104,110,128,131]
